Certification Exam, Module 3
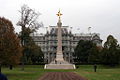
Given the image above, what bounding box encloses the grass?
[2,65,45,80]
[75,65,120,80]
[1,65,120,80]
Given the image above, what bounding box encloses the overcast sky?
[0,0,120,43]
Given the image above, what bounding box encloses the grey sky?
[0,0,120,43]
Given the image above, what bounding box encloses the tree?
[17,4,43,32]
[30,45,44,64]
[17,4,43,70]
[17,4,43,47]
[88,45,101,64]
[74,40,96,64]
[100,35,120,66]
[22,32,43,64]
[0,17,22,71]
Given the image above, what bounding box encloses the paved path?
[38,72,87,80]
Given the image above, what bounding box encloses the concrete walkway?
[38,72,87,80]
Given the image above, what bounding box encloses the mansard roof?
[92,34,103,42]
[49,26,69,35]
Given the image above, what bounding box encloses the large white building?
[31,24,102,63]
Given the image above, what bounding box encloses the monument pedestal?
[44,61,76,69]
[45,55,75,69]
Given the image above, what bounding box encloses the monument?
[56,10,64,62]
[44,10,76,69]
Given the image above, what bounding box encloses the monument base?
[44,60,76,69]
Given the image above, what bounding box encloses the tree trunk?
[21,56,24,71]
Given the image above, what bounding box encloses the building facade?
[31,24,102,64]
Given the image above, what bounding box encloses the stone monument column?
[56,10,64,61]
[44,10,76,69]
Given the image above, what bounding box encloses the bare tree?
[17,4,43,70]
[17,4,43,32]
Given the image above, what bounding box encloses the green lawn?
[75,65,120,80]
[2,65,45,80]
[2,65,120,80]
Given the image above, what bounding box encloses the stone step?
[50,60,70,64]
[45,64,76,69]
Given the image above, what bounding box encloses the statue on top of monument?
[56,9,62,21]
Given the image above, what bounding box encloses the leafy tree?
[22,34,43,64]
[74,40,96,63]
[88,45,101,64]
[30,45,44,64]
[0,17,22,71]
[18,27,43,65]
[100,35,120,66]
